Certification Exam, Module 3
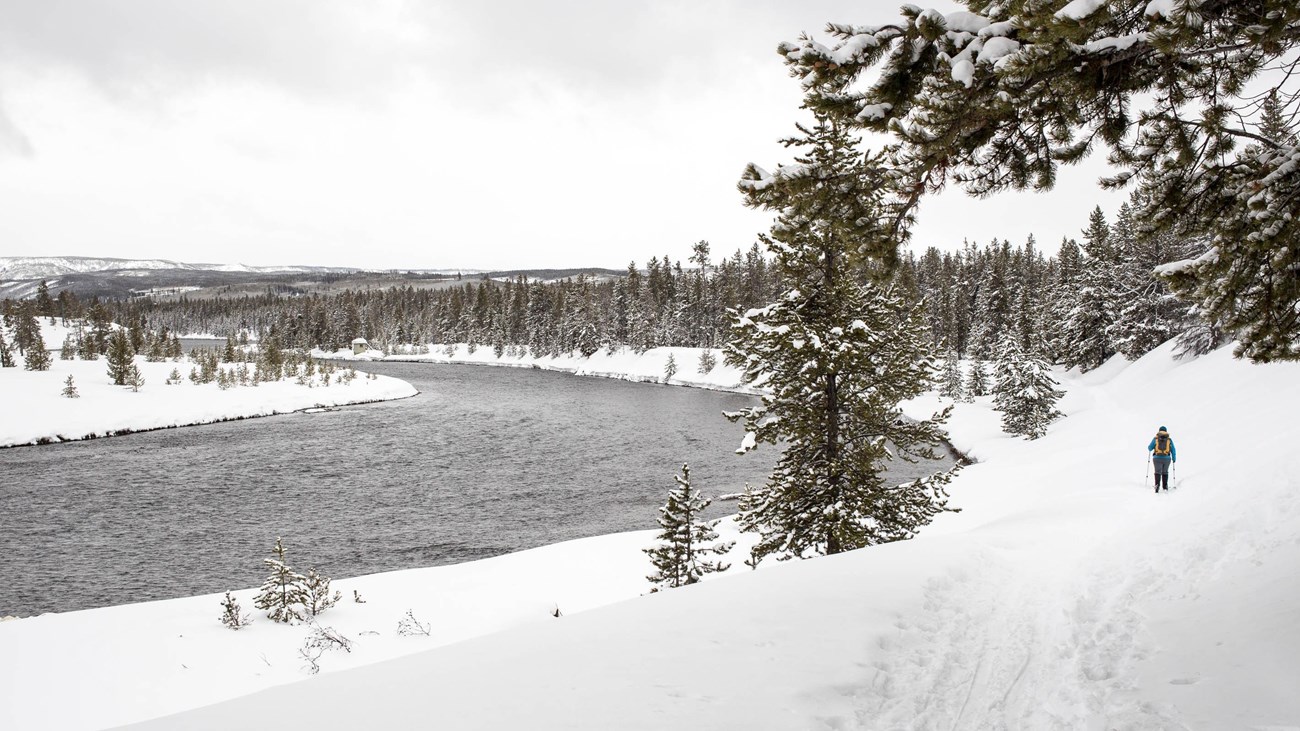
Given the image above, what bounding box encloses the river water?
[0,362,945,616]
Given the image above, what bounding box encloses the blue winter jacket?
[1148,433,1177,462]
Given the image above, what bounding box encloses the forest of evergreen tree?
[2,201,1212,372]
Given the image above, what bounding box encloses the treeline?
[5,203,1212,371]
[95,243,778,357]
[904,201,1211,370]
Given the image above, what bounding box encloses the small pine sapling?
[166,367,182,385]
[663,353,678,383]
[302,568,341,617]
[352,589,366,604]
[219,591,252,630]
[253,537,308,623]
[126,364,145,392]
[697,349,717,374]
[644,463,734,591]
[60,334,77,361]
[61,375,79,398]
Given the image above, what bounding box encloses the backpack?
[1154,434,1171,456]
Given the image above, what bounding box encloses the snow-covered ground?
[0,324,417,448]
[313,343,757,393]
[2,341,1298,730]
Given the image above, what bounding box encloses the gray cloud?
[0,1,861,105]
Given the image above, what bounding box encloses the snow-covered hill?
[0,256,356,281]
[1,341,1297,730]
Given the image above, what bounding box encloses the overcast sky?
[0,1,1123,271]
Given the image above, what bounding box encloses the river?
[0,361,946,616]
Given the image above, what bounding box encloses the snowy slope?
[0,256,360,281]
[1,341,1297,730]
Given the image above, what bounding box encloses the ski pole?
[1173,461,1177,488]
[1145,453,1150,486]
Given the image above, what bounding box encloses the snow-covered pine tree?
[782,1,1300,361]
[301,568,341,617]
[729,115,955,562]
[1060,209,1119,371]
[992,335,1063,440]
[0,337,13,368]
[939,348,964,401]
[60,334,77,361]
[253,537,307,624]
[61,375,79,398]
[697,349,717,374]
[663,353,677,383]
[964,358,989,400]
[219,591,252,630]
[106,329,134,385]
[644,464,734,591]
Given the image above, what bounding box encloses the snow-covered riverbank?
[0,351,417,448]
[2,340,1297,730]
[313,343,758,394]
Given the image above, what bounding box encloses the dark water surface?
[0,362,943,616]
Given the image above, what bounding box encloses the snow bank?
[2,341,1298,730]
[313,343,757,394]
[0,316,416,449]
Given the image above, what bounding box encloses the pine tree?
[644,464,734,591]
[0,338,13,368]
[939,348,964,401]
[126,364,145,392]
[992,335,1064,440]
[61,375,79,398]
[106,330,134,385]
[964,359,989,399]
[729,115,955,561]
[24,339,51,371]
[783,1,1300,361]
[253,537,307,624]
[663,353,677,383]
[60,334,77,360]
[301,569,341,617]
[219,591,252,630]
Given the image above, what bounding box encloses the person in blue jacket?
[1148,426,1177,492]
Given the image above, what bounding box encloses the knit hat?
[1158,425,1167,431]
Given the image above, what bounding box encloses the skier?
[1148,426,1177,492]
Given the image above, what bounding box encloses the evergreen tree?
[301,568,341,617]
[644,464,734,591]
[60,333,77,360]
[219,591,252,630]
[253,537,307,624]
[964,359,990,399]
[106,330,134,385]
[992,335,1064,440]
[939,348,964,401]
[34,280,54,318]
[729,115,955,561]
[127,364,145,392]
[61,375,79,398]
[0,337,13,368]
[24,338,51,371]
[663,353,677,383]
[784,1,1300,361]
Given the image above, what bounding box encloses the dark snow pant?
[1153,459,1171,490]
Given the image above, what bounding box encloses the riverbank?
[0,354,418,448]
[313,343,761,394]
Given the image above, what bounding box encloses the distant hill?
[0,256,623,301]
